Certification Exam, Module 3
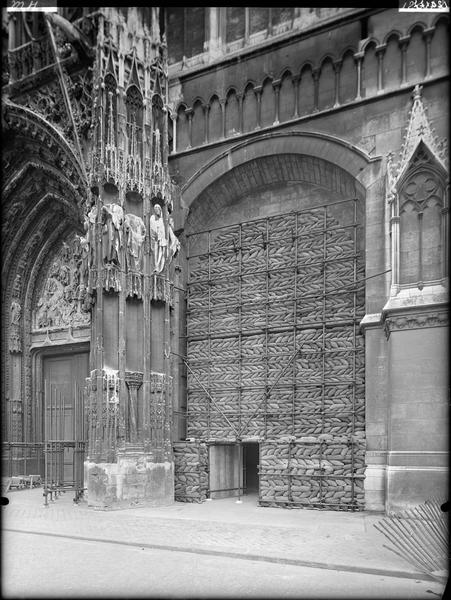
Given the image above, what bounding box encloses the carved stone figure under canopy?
[124,213,146,272]
[9,299,22,353]
[149,203,167,273]
[13,273,22,298]
[102,203,123,266]
[168,216,180,264]
[78,234,90,286]
[11,299,21,325]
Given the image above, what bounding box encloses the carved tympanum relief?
[34,237,91,329]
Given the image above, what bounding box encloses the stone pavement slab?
[1,488,444,583]
[4,530,446,599]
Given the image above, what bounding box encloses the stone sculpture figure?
[124,214,146,272]
[168,216,180,264]
[102,203,123,266]
[10,299,21,325]
[13,273,22,298]
[9,299,22,353]
[149,203,167,273]
[61,242,71,263]
[78,235,90,286]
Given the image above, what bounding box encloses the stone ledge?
[359,313,382,332]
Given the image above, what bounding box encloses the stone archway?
[1,102,88,447]
[179,131,379,219]
[177,151,370,509]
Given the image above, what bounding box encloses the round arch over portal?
[180,131,381,218]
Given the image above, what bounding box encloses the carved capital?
[125,371,143,390]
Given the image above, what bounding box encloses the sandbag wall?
[259,438,365,509]
[185,199,366,510]
[173,441,208,502]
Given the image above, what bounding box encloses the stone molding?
[387,465,447,471]
[383,308,448,339]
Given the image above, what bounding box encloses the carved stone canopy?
[387,85,448,202]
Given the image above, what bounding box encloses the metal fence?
[2,442,44,479]
[43,382,87,505]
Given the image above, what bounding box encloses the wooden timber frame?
[183,197,367,510]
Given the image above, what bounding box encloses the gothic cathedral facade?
[2,7,448,513]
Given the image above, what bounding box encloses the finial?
[412,84,422,101]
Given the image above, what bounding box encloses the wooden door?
[43,353,88,483]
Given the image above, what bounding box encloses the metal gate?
[43,381,86,505]
[185,198,366,510]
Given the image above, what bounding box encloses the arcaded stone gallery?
[1,7,448,513]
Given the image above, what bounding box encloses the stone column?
[399,36,410,86]
[333,59,341,108]
[207,7,222,60]
[375,44,386,94]
[254,85,262,128]
[185,107,193,149]
[312,68,320,112]
[292,75,300,118]
[84,9,177,510]
[237,93,244,133]
[203,104,209,143]
[423,28,434,79]
[170,112,177,154]
[354,52,363,101]
[220,98,226,139]
[272,79,281,125]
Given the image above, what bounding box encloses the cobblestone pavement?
[1,489,444,583]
